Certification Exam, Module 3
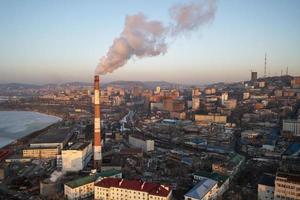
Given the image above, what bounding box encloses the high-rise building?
[192,97,200,110]
[221,92,228,105]
[192,88,201,97]
[291,76,300,89]
[163,99,185,112]
[282,119,300,137]
[155,86,161,94]
[251,71,258,81]
[274,171,300,200]
[258,173,275,200]
[132,86,142,97]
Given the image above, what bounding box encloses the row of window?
[277,183,300,190]
[95,188,167,200]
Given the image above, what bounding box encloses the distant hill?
[60,82,92,87]
[104,80,183,89]
[0,80,180,90]
[0,83,41,90]
[5,76,294,91]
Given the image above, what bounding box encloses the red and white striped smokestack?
[94,75,102,169]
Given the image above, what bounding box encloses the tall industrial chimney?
[94,75,102,170]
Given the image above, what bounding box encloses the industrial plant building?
[23,147,59,159]
[61,142,92,172]
[29,128,72,149]
[128,135,154,152]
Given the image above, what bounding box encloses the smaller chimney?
[119,179,124,186]
[141,182,146,190]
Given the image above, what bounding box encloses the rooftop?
[31,128,71,144]
[276,171,300,184]
[65,169,121,189]
[95,178,171,197]
[283,143,300,157]
[229,153,245,165]
[184,178,217,199]
[67,142,91,150]
[120,148,143,155]
[194,171,229,186]
[258,173,275,187]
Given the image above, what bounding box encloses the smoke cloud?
[170,0,217,35]
[96,0,217,75]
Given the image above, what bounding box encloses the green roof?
[65,174,97,188]
[97,169,121,177]
[65,169,121,188]
[229,154,245,165]
[194,171,229,186]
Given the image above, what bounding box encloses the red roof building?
[94,178,172,200]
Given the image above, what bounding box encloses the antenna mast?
[264,53,267,77]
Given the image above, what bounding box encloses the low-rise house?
[184,178,218,200]
[193,171,229,198]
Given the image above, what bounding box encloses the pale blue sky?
[0,0,299,84]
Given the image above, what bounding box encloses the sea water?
[0,111,61,148]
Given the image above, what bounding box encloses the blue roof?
[185,178,217,199]
[191,138,206,144]
[258,173,275,187]
[181,157,193,166]
[283,143,300,157]
[265,128,279,145]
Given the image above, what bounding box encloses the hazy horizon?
[1,0,300,85]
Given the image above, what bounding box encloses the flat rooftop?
[258,173,275,187]
[194,171,229,186]
[65,169,121,189]
[185,178,217,199]
[68,142,91,150]
[31,128,71,144]
[277,171,300,184]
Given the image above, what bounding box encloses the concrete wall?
[129,135,154,152]
[258,184,274,200]
[62,143,92,172]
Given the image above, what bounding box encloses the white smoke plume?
[170,0,217,35]
[96,0,217,75]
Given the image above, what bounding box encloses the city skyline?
[0,0,300,84]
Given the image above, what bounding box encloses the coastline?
[0,110,63,150]
[0,123,58,150]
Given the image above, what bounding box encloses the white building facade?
[128,135,154,152]
[282,119,300,137]
[192,97,200,111]
[64,170,122,200]
[62,142,92,172]
[94,178,172,200]
[274,172,300,200]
